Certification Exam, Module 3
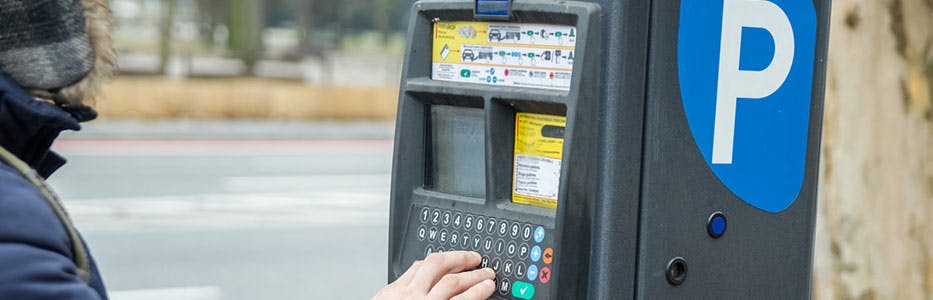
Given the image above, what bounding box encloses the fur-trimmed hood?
[56,0,117,107]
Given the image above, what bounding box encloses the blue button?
[486,76,492,83]
[533,226,546,243]
[526,264,538,281]
[493,76,498,83]
[530,245,542,262]
[707,212,727,238]
[490,68,495,75]
[712,217,725,234]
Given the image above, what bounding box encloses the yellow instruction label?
[512,113,566,209]
[431,21,577,91]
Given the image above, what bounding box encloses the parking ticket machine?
[388,0,831,299]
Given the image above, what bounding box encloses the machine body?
[388,0,831,299]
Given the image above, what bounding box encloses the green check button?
[511,281,535,299]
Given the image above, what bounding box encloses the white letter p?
[712,0,794,164]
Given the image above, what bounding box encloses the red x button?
[539,266,551,283]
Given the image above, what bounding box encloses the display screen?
[430,106,486,198]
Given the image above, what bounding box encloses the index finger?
[409,251,482,293]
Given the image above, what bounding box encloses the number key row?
[419,207,536,241]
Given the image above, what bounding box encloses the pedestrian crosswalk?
[66,175,390,234]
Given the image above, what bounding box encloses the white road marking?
[64,172,392,233]
[66,191,389,234]
[222,174,389,193]
[109,286,222,300]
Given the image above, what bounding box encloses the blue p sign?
[678,0,817,213]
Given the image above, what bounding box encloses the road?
[48,121,396,300]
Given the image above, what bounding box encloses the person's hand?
[373,251,496,300]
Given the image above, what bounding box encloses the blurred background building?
[44,0,932,299]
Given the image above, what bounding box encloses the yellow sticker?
[512,113,566,209]
[431,21,578,91]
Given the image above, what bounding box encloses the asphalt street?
[48,121,397,300]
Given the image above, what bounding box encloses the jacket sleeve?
[0,169,102,300]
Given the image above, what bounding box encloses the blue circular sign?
[678,0,817,213]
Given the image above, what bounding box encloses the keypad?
[413,205,554,299]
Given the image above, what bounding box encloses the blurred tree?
[814,0,932,299]
[228,0,264,75]
[158,0,176,75]
[196,0,227,48]
[373,0,392,45]
[295,0,314,50]
[332,0,344,48]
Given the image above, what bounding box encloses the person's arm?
[0,170,102,300]
[374,251,496,300]
[0,243,102,299]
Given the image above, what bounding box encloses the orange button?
[542,248,554,264]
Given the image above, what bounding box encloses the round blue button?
[527,264,538,282]
[530,245,542,262]
[707,212,727,238]
[533,226,546,243]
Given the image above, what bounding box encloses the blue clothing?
[0,74,107,299]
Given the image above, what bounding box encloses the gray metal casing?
[388,0,832,298]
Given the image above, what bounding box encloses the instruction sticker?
[512,113,566,209]
[432,21,577,91]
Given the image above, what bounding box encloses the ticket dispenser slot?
[388,1,600,299]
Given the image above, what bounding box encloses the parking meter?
[388,0,831,299]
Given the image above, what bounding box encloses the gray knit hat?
[0,0,94,90]
[0,0,114,106]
